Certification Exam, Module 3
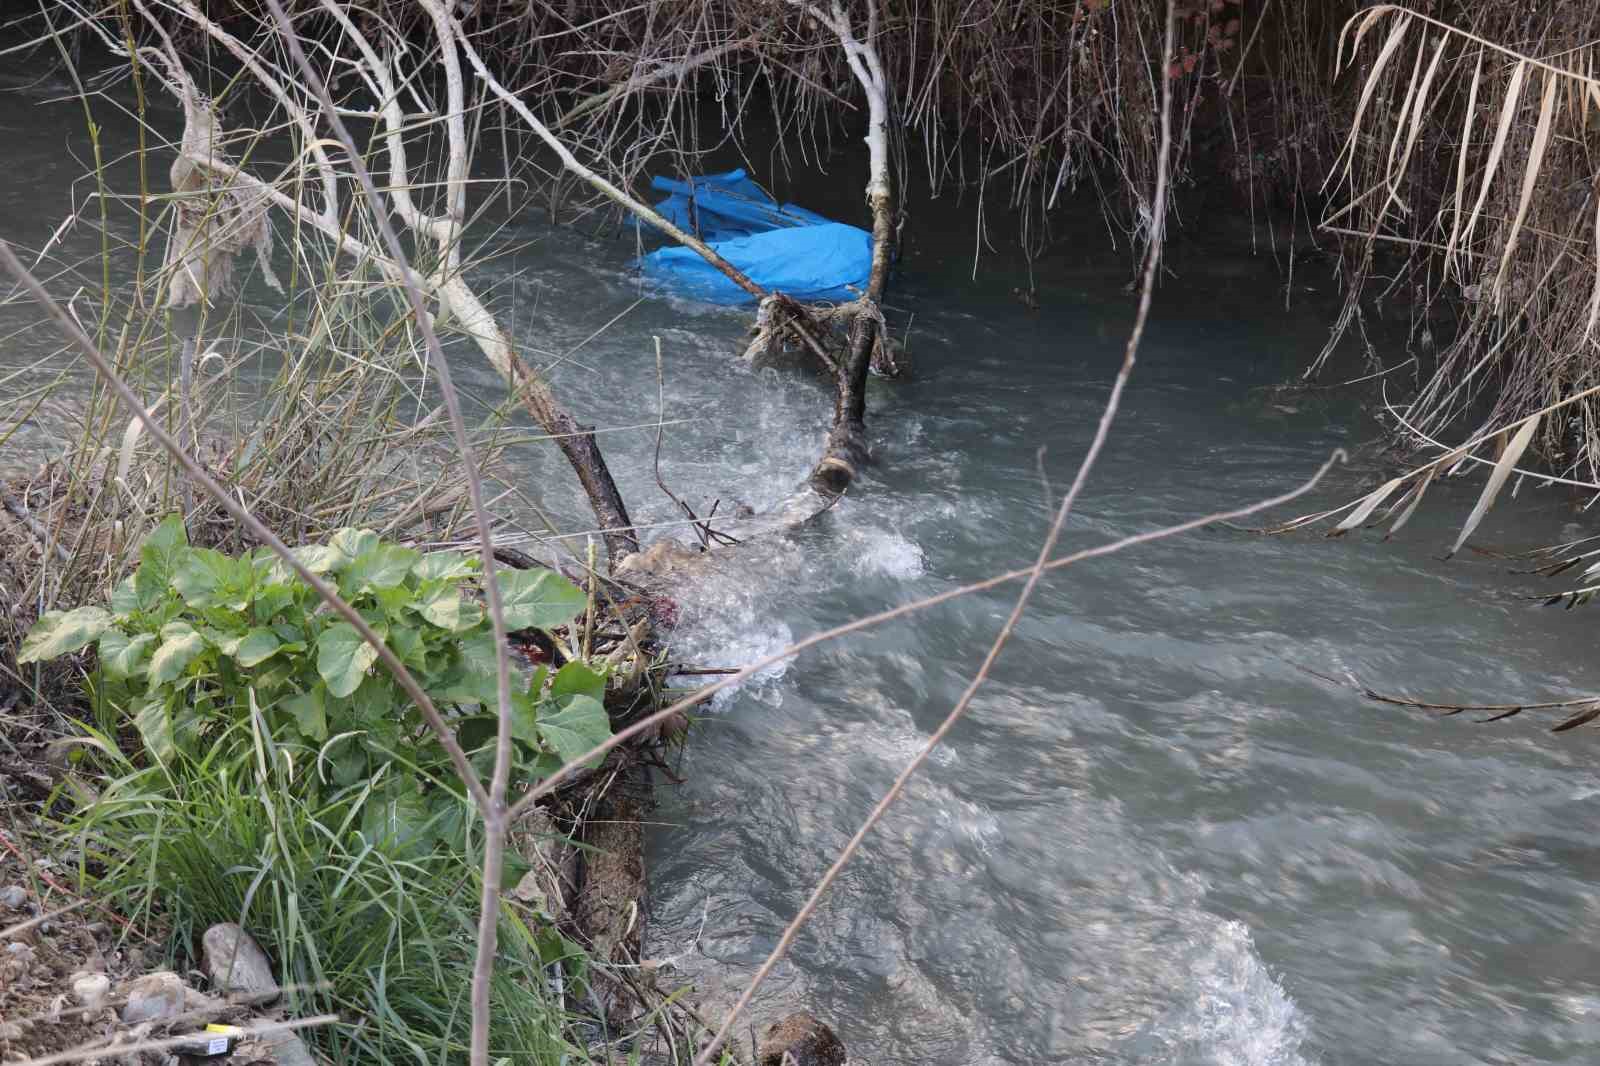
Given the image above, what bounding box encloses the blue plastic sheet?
[641,223,872,304]
[637,169,871,304]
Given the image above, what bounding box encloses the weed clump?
[17,518,615,1061]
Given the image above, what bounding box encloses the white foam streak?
[1152,920,1309,1066]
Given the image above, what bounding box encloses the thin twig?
[652,336,709,550]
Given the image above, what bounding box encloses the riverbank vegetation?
[3,0,1600,1062]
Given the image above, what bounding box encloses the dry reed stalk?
[1319,3,1600,489]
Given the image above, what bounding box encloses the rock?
[0,941,32,987]
[757,1011,847,1066]
[231,1029,319,1066]
[614,539,706,582]
[121,971,188,1023]
[0,885,25,908]
[201,923,280,1005]
[71,972,110,1009]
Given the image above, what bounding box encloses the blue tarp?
[637,169,871,304]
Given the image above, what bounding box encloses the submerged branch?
[1295,664,1600,731]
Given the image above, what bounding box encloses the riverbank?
[0,467,840,1063]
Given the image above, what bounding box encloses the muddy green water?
[4,59,1600,1066]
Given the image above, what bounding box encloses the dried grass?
[1317,3,1600,489]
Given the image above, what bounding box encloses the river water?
[5,60,1600,1066]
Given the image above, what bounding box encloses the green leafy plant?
[70,736,584,1065]
[21,515,611,850]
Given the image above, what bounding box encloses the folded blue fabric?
[637,169,871,304]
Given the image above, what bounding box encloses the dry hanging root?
[164,87,281,309]
[742,295,901,378]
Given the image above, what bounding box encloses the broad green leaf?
[537,688,610,769]
[133,696,176,764]
[428,668,489,708]
[361,713,401,754]
[355,607,390,639]
[348,674,399,728]
[317,622,379,698]
[329,740,368,787]
[110,575,140,618]
[550,660,605,703]
[343,545,420,595]
[422,786,474,853]
[371,586,413,618]
[250,659,297,694]
[518,748,564,782]
[532,924,587,975]
[455,715,500,755]
[171,700,203,756]
[134,515,187,610]
[19,607,113,663]
[412,580,480,632]
[251,582,296,622]
[228,627,283,668]
[282,685,328,742]
[361,779,431,854]
[267,543,343,582]
[534,662,608,767]
[389,624,428,671]
[272,621,307,645]
[148,622,207,686]
[173,548,252,611]
[413,550,476,581]
[142,513,188,555]
[508,688,542,747]
[455,630,501,702]
[98,630,155,679]
[327,528,380,570]
[496,569,585,632]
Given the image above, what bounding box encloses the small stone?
[0,886,25,909]
[120,971,187,1024]
[201,923,280,1005]
[757,1011,847,1066]
[233,1030,319,1066]
[71,973,110,1009]
[85,921,109,937]
[4,942,32,960]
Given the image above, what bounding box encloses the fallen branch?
[1294,664,1600,730]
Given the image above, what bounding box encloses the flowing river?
[5,60,1600,1066]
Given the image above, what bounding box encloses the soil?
[0,831,149,1063]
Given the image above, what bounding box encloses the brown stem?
[808,158,897,497]
[809,307,875,496]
